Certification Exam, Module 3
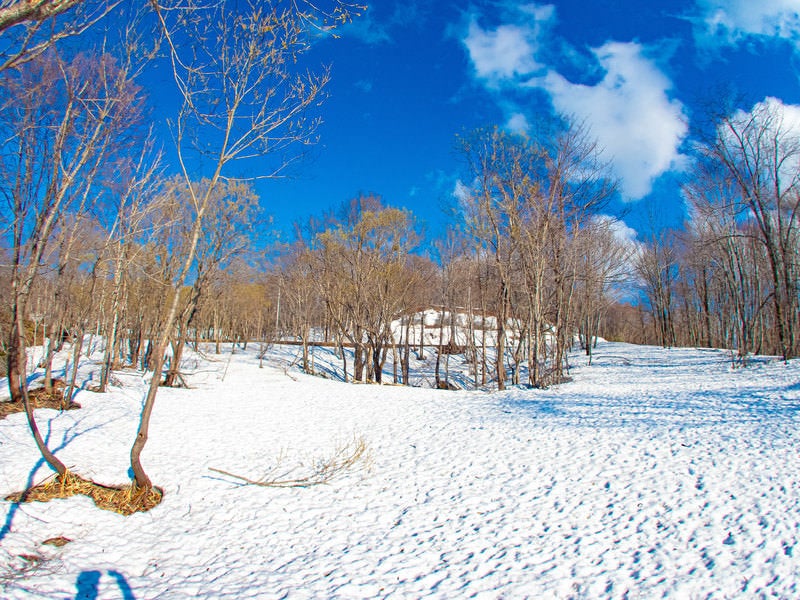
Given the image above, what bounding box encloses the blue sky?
[247,1,800,241]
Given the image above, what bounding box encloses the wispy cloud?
[355,80,374,93]
[694,0,800,47]
[344,2,429,45]
[343,9,392,45]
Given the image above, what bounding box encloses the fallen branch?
[210,436,370,488]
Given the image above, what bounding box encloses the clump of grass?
[5,471,162,515]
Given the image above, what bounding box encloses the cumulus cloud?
[696,0,800,45]
[593,214,639,246]
[538,42,688,200]
[464,21,540,83]
[461,4,554,86]
[725,96,800,184]
[741,96,800,134]
[459,6,688,201]
[722,96,800,147]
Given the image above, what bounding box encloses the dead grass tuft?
[0,550,49,586]
[5,471,163,515]
[17,554,42,564]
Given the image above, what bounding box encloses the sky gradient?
[253,1,800,241]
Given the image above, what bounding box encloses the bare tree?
[701,99,800,360]
[0,50,144,475]
[0,0,121,72]
[130,0,359,490]
[574,217,632,364]
[314,197,421,384]
[459,121,615,388]
[635,231,679,348]
[160,178,258,387]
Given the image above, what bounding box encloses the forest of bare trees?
[634,98,800,363]
[1,0,799,503]
[0,0,359,497]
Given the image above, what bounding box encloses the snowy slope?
[1,342,799,598]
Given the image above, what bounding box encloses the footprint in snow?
[723,532,735,545]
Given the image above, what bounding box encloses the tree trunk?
[9,307,68,476]
[496,282,508,391]
[339,336,348,383]
[163,337,186,387]
[64,328,85,408]
[354,341,364,382]
[402,315,411,385]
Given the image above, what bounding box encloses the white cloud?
[453,179,472,205]
[742,96,800,135]
[696,0,800,45]
[459,7,688,202]
[461,5,554,86]
[539,42,688,200]
[464,21,539,83]
[506,112,530,134]
[594,214,638,245]
[726,96,800,184]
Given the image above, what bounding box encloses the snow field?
[1,342,799,598]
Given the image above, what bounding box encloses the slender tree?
[0,50,144,476]
[130,0,359,489]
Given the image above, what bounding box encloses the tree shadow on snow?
[502,382,800,430]
[1,415,114,542]
[75,569,135,600]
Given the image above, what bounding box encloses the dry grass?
[210,435,372,488]
[0,380,80,420]
[0,549,56,587]
[5,471,162,515]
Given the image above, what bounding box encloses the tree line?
[634,99,800,364]
[267,123,629,390]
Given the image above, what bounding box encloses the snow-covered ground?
[1,341,799,598]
